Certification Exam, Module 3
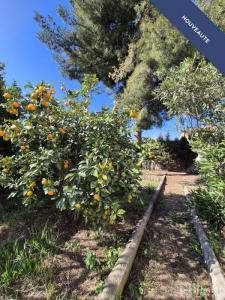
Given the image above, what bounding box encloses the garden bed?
[0,173,160,300]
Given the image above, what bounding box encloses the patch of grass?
[189,236,201,256]
[98,233,124,249]
[146,182,156,194]
[207,230,220,255]
[192,283,209,298]
[104,247,119,269]
[127,276,155,300]
[0,224,58,296]
[85,250,98,271]
[64,240,81,251]
[95,280,104,295]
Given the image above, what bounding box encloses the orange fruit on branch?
[26,104,37,111]
[41,178,48,185]
[93,194,101,202]
[26,191,33,197]
[12,101,20,108]
[129,110,138,119]
[3,92,11,100]
[47,133,54,140]
[40,100,49,107]
[59,128,66,135]
[43,93,51,101]
[0,130,5,137]
[47,190,56,196]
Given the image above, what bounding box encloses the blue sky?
[0,0,179,139]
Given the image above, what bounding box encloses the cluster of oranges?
[27,85,56,111]
[25,178,57,198]
[3,92,20,115]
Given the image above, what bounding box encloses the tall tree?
[35,0,141,86]
[111,1,194,140]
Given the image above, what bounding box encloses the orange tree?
[0,75,141,226]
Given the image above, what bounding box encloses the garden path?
[124,172,213,299]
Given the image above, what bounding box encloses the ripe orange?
[47,190,55,196]
[31,92,39,100]
[43,93,51,101]
[40,100,49,107]
[64,160,69,169]
[3,92,11,100]
[59,128,66,134]
[12,101,20,108]
[48,133,53,140]
[0,130,5,137]
[10,109,18,115]
[30,182,36,189]
[26,104,37,111]
[129,110,138,119]
[26,191,33,197]
[93,194,101,201]
[41,178,48,185]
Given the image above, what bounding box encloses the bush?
[0,76,141,227]
[141,138,172,168]
[191,137,225,230]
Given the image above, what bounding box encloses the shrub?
[142,138,172,168]
[191,135,225,230]
[0,76,141,227]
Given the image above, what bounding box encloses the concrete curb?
[184,186,225,300]
[96,175,166,300]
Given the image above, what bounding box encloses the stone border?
[96,175,166,300]
[184,186,225,300]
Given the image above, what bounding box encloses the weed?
[64,240,81,251]
[192,284,208,298]
[85,250,98,271]
[95,280,104,295]
[45,282,57,300]
[189,236,201,256]
[207,230,220,254]
[105,248,119,269]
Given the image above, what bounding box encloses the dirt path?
[123,172,213,300]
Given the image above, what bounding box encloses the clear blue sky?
[0,0,179,139]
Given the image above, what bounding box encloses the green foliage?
[136,4,193,71]
[104,248,119,268]
[0,225,58,288]
[95,280,105,295]
[85,250,98,271]
[35,0,140,86]
[199,0,225,33]
[142,138,172,167]
[191,140,225,229]
[157,57,225,128]
[192,284,209,298]
[0,76,141,227]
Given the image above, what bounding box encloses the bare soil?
[123,172,213,300]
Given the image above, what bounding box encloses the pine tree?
[35,0,141,86]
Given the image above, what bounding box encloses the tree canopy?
[35,0,141,87]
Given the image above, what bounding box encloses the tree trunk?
[135,127,142,145]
